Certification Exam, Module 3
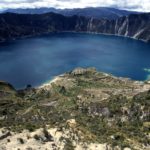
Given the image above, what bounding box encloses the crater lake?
[0,32,150,89]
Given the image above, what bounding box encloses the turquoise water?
[0,32,150,89]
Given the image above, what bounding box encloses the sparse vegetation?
[0,68,149,149]
[63,138,75,150]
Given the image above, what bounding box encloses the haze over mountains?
[2,7,140,20]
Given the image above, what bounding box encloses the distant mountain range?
[0,12,149,42]
[2,7,140,20]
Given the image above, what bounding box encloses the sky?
[0,0,150,12]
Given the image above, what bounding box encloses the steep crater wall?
[0,12,150,42]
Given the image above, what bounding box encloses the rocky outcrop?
[0,129,11,140]
[0,81,15,91]
[0,81,16,98]
[0,12,150,42]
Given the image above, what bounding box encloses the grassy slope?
[0,68,149,149]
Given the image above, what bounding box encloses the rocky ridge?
[0,12,150,42]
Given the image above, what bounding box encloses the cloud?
[0,0,149,12]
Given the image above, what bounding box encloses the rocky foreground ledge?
[0,68,150,150]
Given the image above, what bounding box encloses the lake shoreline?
[0,30,150,44]
[0,32,150,89]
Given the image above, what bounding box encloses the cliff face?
[0,13,76,41]
[83,13,150,42]
[0,12,150,42]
